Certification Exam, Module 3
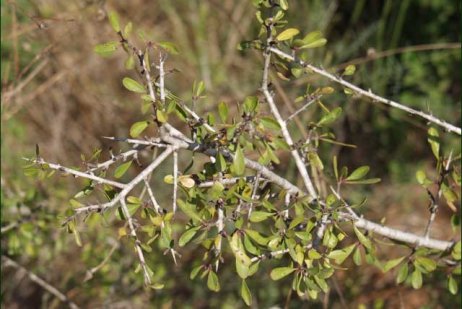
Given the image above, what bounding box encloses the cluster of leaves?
[22,0,460,306]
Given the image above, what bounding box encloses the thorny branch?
[269,47,462,135]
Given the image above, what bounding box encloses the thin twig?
[173,150,178,214]
[424,151,453,238]
[262,24,318,199]
[269,47,461,135]
[2,255,80,309]
[120,198,151,285]
[286,95,321,123]
[144,178,162,215]
[25,158,126,189]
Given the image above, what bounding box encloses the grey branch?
[269,47,461,135]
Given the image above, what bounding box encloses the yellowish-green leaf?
[241,279,252,306]
[448,275,458,295]
[427,127,440,159]
[156,109,168,123]
[123,77,146,93]
[114,161,132,178]
[346,166,370,181]
[207,271,220,292]
[233,146,245,176]
[411,270,422,289]
[164,175,174,184]
[382,257,405,272]
[344,64,356,76]
[130,121,149,138]
[159,41,180,55]
[328,243,356,264]
[249,211,273,223]
[353,226,372,250]
[108,11,120,32]
[94,41,118,57]
[179,226,201,247]
[276,28,300,41]
[270,267,295,280]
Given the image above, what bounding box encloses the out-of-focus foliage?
[2,0,460,308]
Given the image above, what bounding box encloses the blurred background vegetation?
[1,0,460,308]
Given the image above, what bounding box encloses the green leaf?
[241,280,252,306]
[353,246,362,266]
[193,80,206,98]
[233,146,245,176]
[276,28,299,41]
[130,121,149,137]
[164,175,174,184]
[179,226,201,247]
[346,166,370,181]
[427,127,440,159]
[294,31,327,49]
[114,161,132,178]
[123,22,133,37]
[94,41,118,57]
[382,257,405,273]
[344,178,381,185]
[190,265,203,280]
[344,65,356,76]
[177,199,202,222]
[260,117,281,130]
[452,241,461,260]
[245,229,268,246]
[317,107,342,126]
[127,196,141,205]
[396,263,409,284]
[108,11,120,32]
[448,275,458,295]
[159,41,180,55]
[328,244,356,264]
[279,0,289,10]
[415,170,428,185]
[243,96,258,114]
[353,226,372,251]
[333,156,339,181]
[207,271,220,292]
[236,258,250,279]
[156,109,168,123]
[218,102,228,123]
[414,256,437,273]
[307,152,324,170]
[411,270,422,289]
[249,211,273,223]
[270,267,295,281]
[122,77,146,93]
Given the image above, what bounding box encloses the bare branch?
[26,158,126,189]
[120,198,151,285]
[262,28,318,199]
[269,47,461,135]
